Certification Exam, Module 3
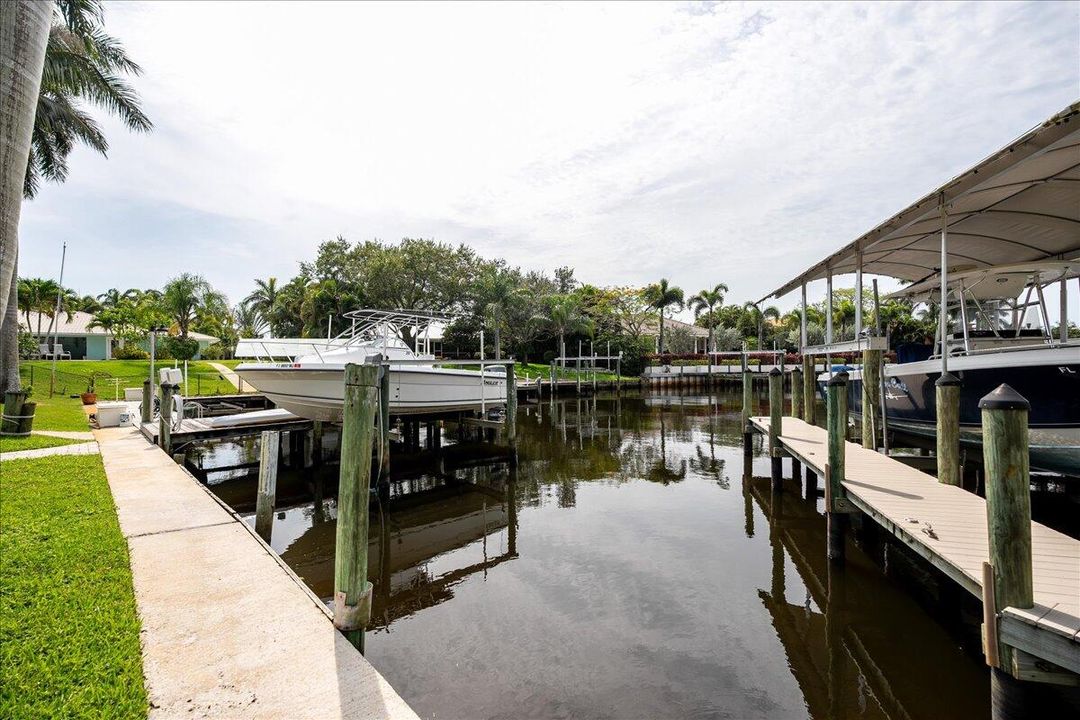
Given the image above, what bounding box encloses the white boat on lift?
[234,310,507,422]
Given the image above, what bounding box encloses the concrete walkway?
[0,441,99,462]
[95,427,418,720]
[207,362,246,392]
[33,429,95,440]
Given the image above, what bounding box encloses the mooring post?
[804,465,817,501]
[741,361,753,458]
[979,385,1034,705]
[862,349,883,450]
[312,420,324,466]
[576,341,582,395]
[826,371,851,562]
[336,363,379,653]
[159,382,175,454]
[254,430,280,542]
[768,367,783,491]
[378,363,390,477]
[141,379,152,424]
[936,372,962,485]
[505,362,518,464]
[791,365,803,421]
[802,354,815,424]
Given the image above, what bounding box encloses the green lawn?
[0,454,147,719]
[2,393,89,433]
[0,434,83,454]
[20,359,239,398]
[515,362,630,382]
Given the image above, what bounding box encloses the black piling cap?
[978,383,1030,411]
[769,367,782,377]
[827,371,848,387]
[936,371,962,387]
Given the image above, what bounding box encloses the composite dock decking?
[750,415,1080,677]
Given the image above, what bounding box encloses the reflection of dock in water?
[748,475,990,720]
[280,477,516,628]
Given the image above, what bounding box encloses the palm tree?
[17,277,61,340]
[24,0,152,198]
[476,265,521,360]
[162,273,217,338]
[246,277,281,336]
[538,294,593,367]
[688,282,729,356]
[643,278,684,354]
[0,3,50,386]
[97,286,138,308]
[234,300,268,338]
[742,302,781,349]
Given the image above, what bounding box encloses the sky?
[17,0,1080,321]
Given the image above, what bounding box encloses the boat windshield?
[886,261,1079,358]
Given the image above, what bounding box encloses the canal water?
[189,389,1004,719]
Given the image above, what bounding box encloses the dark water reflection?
[198,389,996,720]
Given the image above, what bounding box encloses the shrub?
[199,343,227,360]
[541,350,556,365]
[113,345,149,360]
[17,330,36,359]
[161,336,198,361]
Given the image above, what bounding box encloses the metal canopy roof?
[762,101,1080,301]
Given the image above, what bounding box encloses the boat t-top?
[234,309,507,422]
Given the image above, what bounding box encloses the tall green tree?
[538,294,593,367]
[742,302,780,349]
[643,278,684,354]
[474,262,523,360]
[245,277,283,336]
[688,282,728,355]
[0,2,50,393]
[162,273,223,339]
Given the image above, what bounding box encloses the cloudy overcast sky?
[17,0,1080,318]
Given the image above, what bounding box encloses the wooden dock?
[750,415,1080,679]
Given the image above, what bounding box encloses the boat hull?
[234,364,508,422]
[835,349,1080,475]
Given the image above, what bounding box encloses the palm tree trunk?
[1,262,20,394]
[559,332,566,368]
[494,327,501,360]
[659,311,665,354]
[0,1,51,321]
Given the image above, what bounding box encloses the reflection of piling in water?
[769,368,783,491]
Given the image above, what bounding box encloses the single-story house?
[19,310,219,360]
[640,317,711,354]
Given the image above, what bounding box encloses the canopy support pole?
[855,249,863,340]
[939,198,949,374]
[826,270,833,372]
[800,283,808,351]
[1059,279,1068,344]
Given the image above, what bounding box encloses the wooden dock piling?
[768,368,783,491]
[159,382,175,454]
[826,371,851,561]
[378,364,390,478]
[980,384,1034,682]
[141,380,152,424]
[936,372,962,485]
[861,349,882,450]
[505,363,517,464]
[801,355,815,424]
[335,363,378,653]
[312,420,323,466]
[742,365,753,458]
[791,366,803,421]
[254,430,280,542]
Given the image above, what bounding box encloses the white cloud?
[17,0,1079,323]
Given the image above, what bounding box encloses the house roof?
[761,101,1080,301]
[19,310,218,342]
[640,316,710,338]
